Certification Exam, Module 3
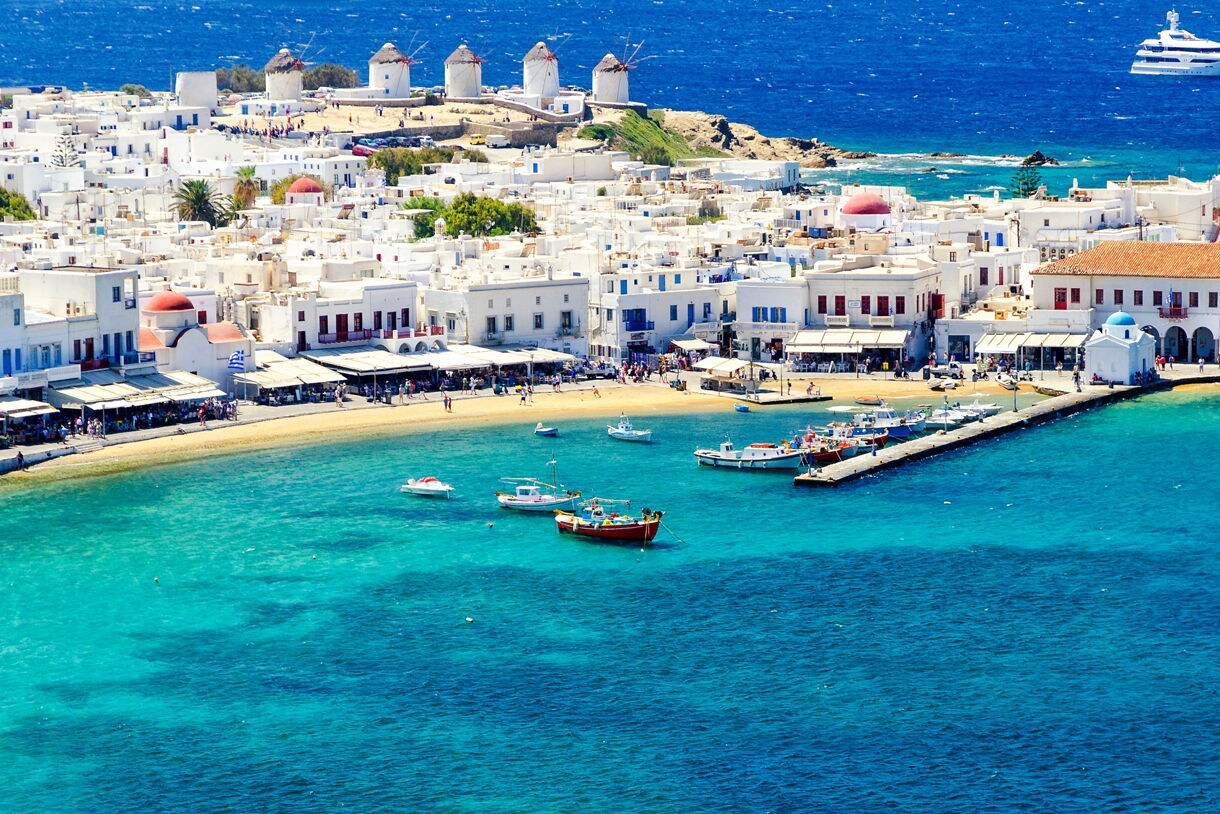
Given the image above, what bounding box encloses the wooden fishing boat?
[555,498,663,543]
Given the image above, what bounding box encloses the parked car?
[468,134,486,145]
[352,144,378,157]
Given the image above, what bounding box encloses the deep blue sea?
[1,388,1218,811]
[5,0,1220,196]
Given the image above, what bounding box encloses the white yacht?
[1131,10,1220,76]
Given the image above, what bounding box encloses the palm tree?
[173,179,225,226]
[233,166,259,210]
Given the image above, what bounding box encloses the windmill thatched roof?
[370,42,408,64]
[445,44,481,65]
[264,48,303,74]
[524,42,557,62]
[594,53,628,73]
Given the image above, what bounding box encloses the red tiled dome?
[841,192,891,216]
[287,177,323,195]
[143,291,195,313]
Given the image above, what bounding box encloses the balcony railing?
[624,320,655,332]
[378,327,446,340]
[317,329,374,344]
[1158,306,1188,319]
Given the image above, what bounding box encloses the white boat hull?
[497,495,581,511]
[694,451,802,470]
[401,480,454,498]
[608,427,653,442]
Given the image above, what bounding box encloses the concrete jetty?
[794,383,1150,487]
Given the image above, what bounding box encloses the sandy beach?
[6,375,1026,486]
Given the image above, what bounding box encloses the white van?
[484,134,510,148]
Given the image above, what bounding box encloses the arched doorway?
[1141,325,1161,356]
[1191,327,1215,362]
[1165,326,1189,360]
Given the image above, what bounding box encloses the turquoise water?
[2,390,1218,811]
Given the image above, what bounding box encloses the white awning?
[127,371,226,403]
[671,338,715,352]
[301,346,431,375]
[0,397,58,419]
[975,333,1031,355]
[696,357,749,375]
[786,328,909,354]
[234,370,301,390]
[405,349,492,371]
[1020,333,1088,349]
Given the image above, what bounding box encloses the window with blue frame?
[669,305,678,321]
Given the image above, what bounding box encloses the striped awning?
[786,328,909,354]
[1020,333,1088,349]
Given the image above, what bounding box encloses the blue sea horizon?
[5,0,1220,195]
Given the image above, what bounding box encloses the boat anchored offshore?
[693,437,803,470]
[1131,10,1220,76]
[607,413,653,442]
[534,422,559,436]
[401,476,455,498]
[555,498,664,544]
[496,458,581,511]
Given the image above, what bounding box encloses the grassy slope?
[579,110,723,164]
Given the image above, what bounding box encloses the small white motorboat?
[534,422,559,436]
[997,373,1018,391]
[401,476,454,498]
[607,414,653,443]
[693,438,803,470]
[496,458,581,511]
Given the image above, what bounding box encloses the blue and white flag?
[227,349,246,370]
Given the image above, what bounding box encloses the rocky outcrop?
[658,109,874,168]
[1022,150,1060,167]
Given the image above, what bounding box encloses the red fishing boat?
[554,498,664,544]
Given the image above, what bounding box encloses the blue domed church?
[1084,311,1156,385]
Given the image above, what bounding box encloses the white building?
[138,289,254,389]
[1084,310,1155,385]
[174,71,219,112]
[1029,240,1220,362]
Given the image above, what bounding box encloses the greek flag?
[227,349,245,370]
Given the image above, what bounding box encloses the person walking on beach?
[15,451,24,471]
[592,385,601,398]
[1200,357,1206,372]
[520,387,527,406]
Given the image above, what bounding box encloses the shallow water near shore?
[2,389,1218,810]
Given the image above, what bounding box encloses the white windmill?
[522,41,561,100]
[368,43,413,98]
[263,48,304,102]
[593,39,655,104]
[444,44,485,100]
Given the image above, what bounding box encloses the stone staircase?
[68,437,104,454]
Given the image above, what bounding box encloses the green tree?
[368,147,487,185]
[268,174,331,205]
[303,64,360,90]
[233,166,259,209]
[0,189,36,221]
[407,197,446,239]
[577,123,616,142]
[215,64,264,94]
[119,83,152,99]
[173,179,228,227]
[1010,166,1043,199]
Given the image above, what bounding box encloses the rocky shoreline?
[659,109,875,168]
